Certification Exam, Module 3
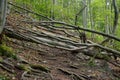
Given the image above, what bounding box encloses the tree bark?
[24,21,120,42]
[112,0,119,34]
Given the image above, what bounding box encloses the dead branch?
[83,40,120,57]
[75,1,87,25]
[5,27,120,58]
[81,50,120,67]
[4,28,79,50]
[17,26,79,45]
[38,25,80,39]
[24,21,120,42]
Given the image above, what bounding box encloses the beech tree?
[0,0,7,34]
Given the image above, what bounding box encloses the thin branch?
[24,21,120,42]
[75,2,87,25]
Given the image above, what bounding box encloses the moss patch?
[0,44,17,59]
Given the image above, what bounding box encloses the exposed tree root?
[0,63,14,73]
[58,68,90,80]
[24,21,120,42]
[0,56,52,80]
[1,2,119,80]
[4,27,120,68]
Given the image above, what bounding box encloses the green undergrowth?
[0,75,10,80]
[0,43,17,60]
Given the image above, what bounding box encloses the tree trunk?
[82,0,87,29]
[0,0,7,34]
[112,0,119,34]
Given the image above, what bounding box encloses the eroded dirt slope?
[0,13,119,80]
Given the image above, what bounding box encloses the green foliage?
[14,0,81,24]
[0,44,17,59]
[15,64,30,71]
[30,64,50,73]
[113,23,120,51]
[98,53,111,60]
[91,35,104,43]
[0,75,10,80]
[88,58,96,67]
[91,0,114,32]
[14,0,120,50]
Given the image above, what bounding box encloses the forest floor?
[0,13,120,80]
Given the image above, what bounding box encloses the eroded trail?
[6,39,118,80]
[0,11,119,80]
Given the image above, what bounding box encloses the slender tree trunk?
[112,0,119,34]
[88,0,95,39]
[109,0,113,34]
[101,0,119,44]
[52,0,55,20]
[0,0,7,34]
[75,3,86,26]
[105,0,110,34]
[82,0,87,29]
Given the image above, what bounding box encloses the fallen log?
[5,27,120,57]
[4,27,120,67]
[24,21,120,42]
[4,28,77,50]
[17,26,79,45]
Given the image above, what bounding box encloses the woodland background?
[0,0,120,80]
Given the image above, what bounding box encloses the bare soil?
[0,13,119,80]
